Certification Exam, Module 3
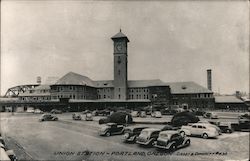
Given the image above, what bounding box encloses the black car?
[218,122,233,133]
[154,130,190,151]
[39,114,58,121]
[122,126,148,143]
[99,123,125,136]
[161,125,180,131]
[136,128,161,147]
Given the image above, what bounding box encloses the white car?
[34,109,44,114]
[151,111,162,118]
[203,112,218,119]
[180,123,220,139]
[26,107,35,113]
[131,111,139,117]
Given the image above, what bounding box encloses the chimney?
[207,69,212,91]
[37,76,41,84]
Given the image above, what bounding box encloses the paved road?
[0,112,249,161]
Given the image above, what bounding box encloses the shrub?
[99,112,133,124]
[171,111,199,127]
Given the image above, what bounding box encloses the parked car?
[85,113,93,121]
[161,125,180,131]
[136,128,161,147]
[238,113,250,123]
[155,111,162,118]
[131,111,140,117]
[82,110,91,114]
[218,122,233,133]
[180,123,220,139]
[92,110,110,116]
[34,109,44,114]
[0,147,17,161]
[151,111,162,118]
[0,136,5,146]
[50,109,62,114]
[140,111,147,118]
[153,130,190,151]
[203,112,218,119]
[197,121,221,134]
[39,114,58,121]
[72,113,82,120]
[99,123,125,136]
[161,109,177,115]
[26,107,35,113]
[122,126,148,143]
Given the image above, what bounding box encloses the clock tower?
[111,29,129,100]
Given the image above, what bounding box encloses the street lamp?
[151,94,157,113]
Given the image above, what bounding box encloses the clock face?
[115,43,123,52]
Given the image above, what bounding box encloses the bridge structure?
[4,84,40,97]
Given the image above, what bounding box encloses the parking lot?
[0,112,249,161]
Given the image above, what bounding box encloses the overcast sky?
[1,0,249,95]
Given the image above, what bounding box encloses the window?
[198,125,202,129]
[192,125,197,128]
[119,95,121,99]
[131,95,134,99]
[118,88,120,92]
[104,95,106,98]
[118,70,121,75]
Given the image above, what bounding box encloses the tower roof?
[111,29,129,42]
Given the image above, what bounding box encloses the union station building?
[17,31,214,110]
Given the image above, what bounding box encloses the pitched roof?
[94,80,114,87]
[128,79,166,87]
[166,82,212,94]
[215,96,244,103]
[55,72,95,87]
[111,31,129,42]
[51,72,211,94]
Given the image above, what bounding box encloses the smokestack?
[37,76,41,84]
[207,69,212,91]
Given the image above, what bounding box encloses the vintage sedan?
[238,113,250,124]
[50,109,62,114]
[151,111,162,118]
[99,123,125,136]
[131,111,140,117]
[122,126,148,143]
[85,113,93,121]
[72,113,82,120]
[153,130,190,151]
[161,125,180,131]
[203,112,218,119]
[39,114,58,122]
[218,122,233,133]
[136,128,161,147]
[180,123,220,139]
[34,109,44,114]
